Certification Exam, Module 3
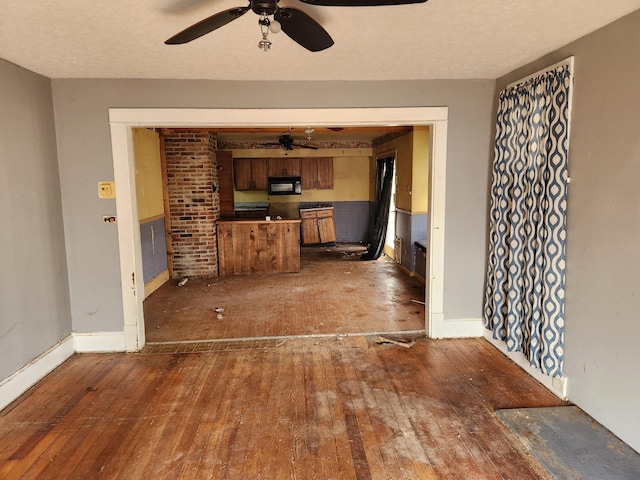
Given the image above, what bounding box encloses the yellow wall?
[133,128,164,221]
[373,132,414,211]
[371,128,430,213]
[412,126,430,214]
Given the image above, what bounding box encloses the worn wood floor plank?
[0,355,126,479]
[178,353,240,480]
[0,336,567,479]
[144,245,425,342]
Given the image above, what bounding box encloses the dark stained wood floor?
[144,245,426,342]
[0,336,565,479]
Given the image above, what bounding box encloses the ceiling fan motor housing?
[252,0,279,15]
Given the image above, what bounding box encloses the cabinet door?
[301,158,317,190]
[235,158,268,190]
[234,158,253,190]
[217,151,235,216]
[315,158,333,189]
[301,158,333,190]
[301,217,320,245]
[251,158,269,190]
[317,209,336,243]
[269,158,300,177]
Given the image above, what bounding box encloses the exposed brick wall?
[164,131,220,278]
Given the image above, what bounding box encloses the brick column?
[164,131,220,277]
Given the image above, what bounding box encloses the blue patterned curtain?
[484,65,572,377]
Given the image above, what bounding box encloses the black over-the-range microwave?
[267,176,302,195]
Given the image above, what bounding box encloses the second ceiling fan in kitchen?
[260,133,319,151]
[165,0,428,52]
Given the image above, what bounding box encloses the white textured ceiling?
[1,0,639,81]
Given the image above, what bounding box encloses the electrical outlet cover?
[98,181,115,198]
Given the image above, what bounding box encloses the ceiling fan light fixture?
[269,20,281,34]
[305,127,314,140]
[166,0,422,51]
[258,13,273,51]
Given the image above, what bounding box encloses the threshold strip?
[140,330,426,354]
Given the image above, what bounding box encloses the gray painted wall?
[51,79,495,333]
[0,60,71,380]
[493,10,640,452]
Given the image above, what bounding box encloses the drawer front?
[316,208,334,218]
[299,209,317,219]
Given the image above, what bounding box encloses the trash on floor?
[375,336,415,348]
[411,299,425,305]
[177,278,188,287]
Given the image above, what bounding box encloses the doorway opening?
[109,108,448,351]
[384,157,397,258]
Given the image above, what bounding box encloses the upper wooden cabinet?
[217,151,235,217]
[234,158,268,191]
[268,157,301,177]
[301,157,333,190]
[234,157,333,191]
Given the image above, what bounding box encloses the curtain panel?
[361,157,394,261]
[484,64,572,377]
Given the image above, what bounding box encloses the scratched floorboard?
[0,336,564,479]
[144,244,426,342]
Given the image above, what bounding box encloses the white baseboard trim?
[73,331,126,352]
[442,318,485,338]
[0,335,75,411]
[483,331,568,400]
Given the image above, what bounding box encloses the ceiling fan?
[261,134,319,150]
[165,0,428,52]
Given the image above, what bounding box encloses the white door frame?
[109,107,448,351]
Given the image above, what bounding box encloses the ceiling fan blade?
[274,8,334,52]
[291,143,319,150]
[299,0,426,5]
[165,6,250,44]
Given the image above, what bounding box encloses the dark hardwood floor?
[144,245,425,343]
[0,246,566,478]
[0,336,564,479]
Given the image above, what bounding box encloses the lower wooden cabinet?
[217,219,301,275]
[300,207,336,245]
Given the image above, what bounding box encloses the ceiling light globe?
[269,20,281,34]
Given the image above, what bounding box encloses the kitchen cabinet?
[268,157,301,177]
[217,219,301,275]
[217,151,235,217]
[234,158,268,191]
[300,207,336,245]
[301,157,333,190]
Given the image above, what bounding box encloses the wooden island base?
[217,219,301,275]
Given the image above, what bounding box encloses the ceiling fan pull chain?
[258,13,272,51]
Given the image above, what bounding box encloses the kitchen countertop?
[217,218,301,224]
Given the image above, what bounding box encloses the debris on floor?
[215,307,224,313]
[411,299,425,305]
[375,336,416,348]
[177,278,188,287]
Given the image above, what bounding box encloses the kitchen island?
[217,219,301,275]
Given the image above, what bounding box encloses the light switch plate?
[98,181,115,199]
